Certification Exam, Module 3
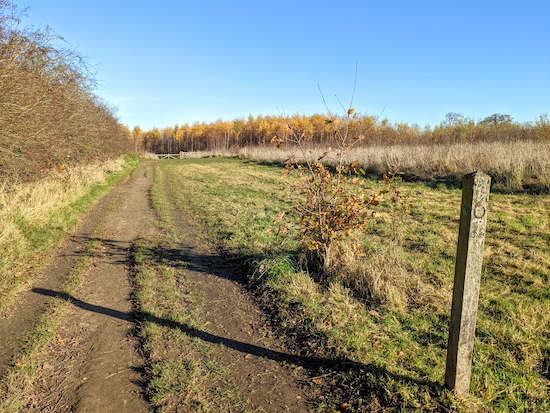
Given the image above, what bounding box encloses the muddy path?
[19,161,157,412]
[158,180,311,412]
[1,161,313,412]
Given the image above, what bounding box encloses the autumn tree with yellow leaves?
[132,110,548,155]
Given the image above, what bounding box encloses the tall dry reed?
[236,140,550,192]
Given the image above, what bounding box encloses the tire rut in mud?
[149,171,312,412]
[14,162,157,412]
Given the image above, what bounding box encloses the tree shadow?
[39,228,451,409]
[61,236,135,267]
[31,287,444,394]
[66,235,224,277]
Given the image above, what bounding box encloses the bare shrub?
[0,1,128,185]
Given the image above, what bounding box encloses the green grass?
[0,193,119,413]
[130,163,255,412]
[0,154,140,312]
[150,157,549,412]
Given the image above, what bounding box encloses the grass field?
[151,157,549,412]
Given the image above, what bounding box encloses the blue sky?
[18,0,550,130]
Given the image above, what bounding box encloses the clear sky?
[17,0,550,130]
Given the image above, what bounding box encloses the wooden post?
[179,151,183,159]
[445,172,491,396]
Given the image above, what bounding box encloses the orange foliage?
[132,112,547,154]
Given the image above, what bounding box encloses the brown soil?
[161,185,311,412]
[0,182,121,374]
[1,161,313,412]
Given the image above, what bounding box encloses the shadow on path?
[31,287,443,394]
[32,287,324,367]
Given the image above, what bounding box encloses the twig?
[318,84,332,117]
[105,368,132,379]
[51,393,65,413]
[298,372,334,381]
[349,61,358,110]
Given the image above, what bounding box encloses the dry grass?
[0,158,124,245]
[137,151,160,159]
[235,140,550,192]
[0,157,127,310]
[327,239,440,310]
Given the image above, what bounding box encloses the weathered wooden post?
[445,172,491,396]
[179,151,184,159]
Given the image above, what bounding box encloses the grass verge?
[152,157,549,412]
[0,153,140,313]
[0,193,118,412]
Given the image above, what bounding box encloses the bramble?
[273,106,409,276]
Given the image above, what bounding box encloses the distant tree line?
[132,112,550,154]
[0,0,129,184]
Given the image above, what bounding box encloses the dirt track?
[1,161,310,412]
[17,161,157,412]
